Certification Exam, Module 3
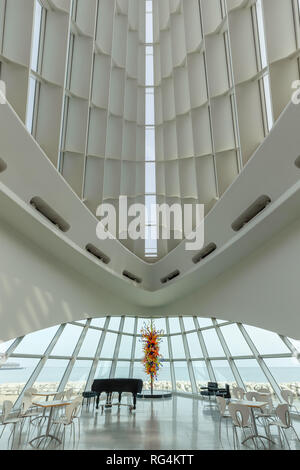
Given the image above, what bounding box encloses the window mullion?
[211,318,245,389]
[110,316,125,378]
[193,317,216,382]
[237,323,283,401]
[57,318,92,392]
[13,324,66,410]
[85,317,110,391]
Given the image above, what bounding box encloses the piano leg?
[96,393,100,410]
[105,392,112,408]
[133,394,137,410]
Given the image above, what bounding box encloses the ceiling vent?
[122,270,142,284]
[30,197,70,233]
[161,270,180,285]
[86,244,110,265]
[0,158,7,173]
[231,196,271,232]
[295,156,300,168]
[192,243,217,264]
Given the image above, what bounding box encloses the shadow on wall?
[0,221,132,341]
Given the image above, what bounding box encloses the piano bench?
[82,391,98,411]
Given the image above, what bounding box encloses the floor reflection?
[1,396,300,450]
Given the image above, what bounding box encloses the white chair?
[228,402,256,450]
[267,404,300,449]
[50,391,65,421]
[245,392,257,401]
[20,391,41,419]
[18,392,41,443]
[216,396,231,445]
[1,401,22,449]
[254,385,270,394]
[250,392,276,432]
[71,396,83,442]
[52,398,81,449]
[54,391,65,400]
[64,388,74,401]
[232,387,245,400]
[281,389,300,415]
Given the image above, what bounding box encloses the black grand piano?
[91,378,143,411]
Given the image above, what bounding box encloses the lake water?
[0,366,299,385]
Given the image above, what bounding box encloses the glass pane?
[186,333,202,359]
[156,362,172,391]
[244,325,290,355]
[26,76,36,133]
[123,317,135,334]
[256,0,268,68]
[183,317,196,331]
[78,329,102,357]
[171,336,185,359]
[135,336,143,360]
[168,318,181,334]
[13,326,59,356]
[137,318,146,334]
[132,362,145,382]
[202,329,225,357]
[145,162,156,193]
[146,52,154,86]
[115,362,130,378]
[151,318,166,333]
[197,318,212,328]
[145,195,157,224]
[33,359,69,393]
[211,360,235,387]
[264,357,300,395]
[220,324,252,357]
[145,91,155,125]
[108,317,121,331]
[263,74,273,131]
[100,333,118,358]
[31,0,42,72]
[66,360,92,393]
[235,359,271,392]
[159,336,169,360]
[75,320,86,325]
[146,0,152,13]
[145,127,155,161]
[91,318,106,328]
[118,335,133,359]
[51,324,83,357]
[95,361,111,379]
[0,358,39,408]
[288,338,300,352]
[0,339,16,354]
[193,361,210,391]
[174,362,191,392]
[145,10,153,43]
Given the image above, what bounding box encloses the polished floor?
[1,396,300,450]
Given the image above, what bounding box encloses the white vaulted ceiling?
[1,0,300,339]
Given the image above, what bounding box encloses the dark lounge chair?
[216,384,231,399]
[200,382,231,400]
[200,382,219,400]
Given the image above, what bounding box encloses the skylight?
[145,0,157,259]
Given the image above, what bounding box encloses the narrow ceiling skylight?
[256,0,274,133]
[145,0,157,259]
